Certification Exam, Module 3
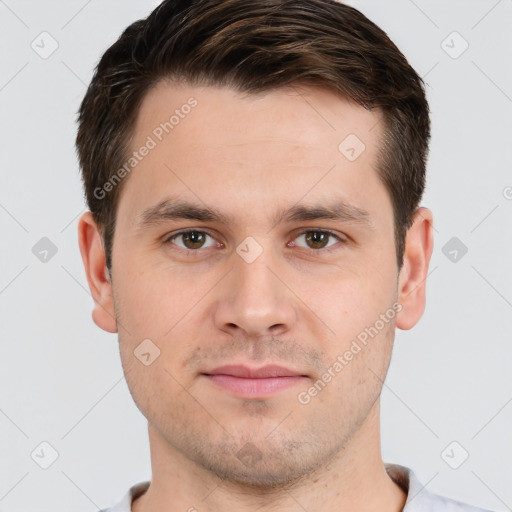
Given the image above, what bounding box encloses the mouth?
[201,364,309,398]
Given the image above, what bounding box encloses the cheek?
[324,318,395,398]
[304,265,397,333]
[119,345,190,427]
[113,258,198,338]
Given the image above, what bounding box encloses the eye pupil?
[183,231,205,249]
[305,231,329,249]
[170,229,339,253]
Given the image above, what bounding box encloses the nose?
[213,246,297,339]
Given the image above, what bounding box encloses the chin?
[190,438,328,491]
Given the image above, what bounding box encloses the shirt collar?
[108,463,488,512]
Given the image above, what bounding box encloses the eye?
[290,229,346,252]
[165,229,218,251]
[164,228,346,254]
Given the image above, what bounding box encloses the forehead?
[118,81,390,229]
[134,80,382,150]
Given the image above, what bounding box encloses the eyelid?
[289,228,347,251]
[163,228,347,253]
[164,228,220,249]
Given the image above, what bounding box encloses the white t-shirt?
[98,463,496,512]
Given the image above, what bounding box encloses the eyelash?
[163,228,347,255]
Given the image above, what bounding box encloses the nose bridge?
[236,245,279,305]
[213,237,296,337]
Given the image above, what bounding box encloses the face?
[83,81,425,488]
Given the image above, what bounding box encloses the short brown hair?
[76,0,430,270]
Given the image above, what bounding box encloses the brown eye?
[166,230,216,250]
[305,231,330,249]
[292,230,345,251]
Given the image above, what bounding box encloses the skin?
[78,82,433,512]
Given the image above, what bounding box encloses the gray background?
[1,0,511,510]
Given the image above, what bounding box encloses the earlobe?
[77,212,118,333]
[395,207,434,331]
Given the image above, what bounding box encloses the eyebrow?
[135,196,374,231]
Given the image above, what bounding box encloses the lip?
[201,364,308,399]
[204,364,306,378]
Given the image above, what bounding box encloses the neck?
[133,400,406,512]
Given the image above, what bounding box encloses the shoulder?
[96,480,150,512]
[424,494,496,512]
[385,463,496,512]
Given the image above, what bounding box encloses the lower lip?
[203,374,306,398]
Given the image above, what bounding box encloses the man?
[76,1,495,510]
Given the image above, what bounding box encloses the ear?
[77,211,117,333]
[396,207,434,330]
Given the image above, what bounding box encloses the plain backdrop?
[1,0,511,511]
